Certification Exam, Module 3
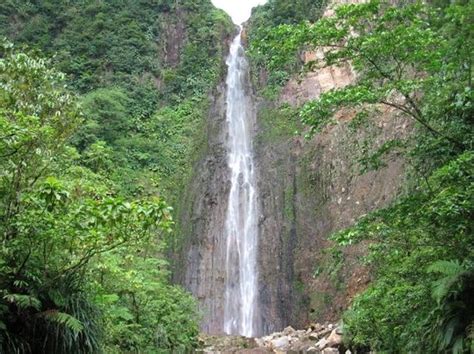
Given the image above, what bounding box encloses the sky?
[211,0,268,24]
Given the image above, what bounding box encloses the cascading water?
[223,30,259,337]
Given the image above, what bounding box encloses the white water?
[223,31,259,337]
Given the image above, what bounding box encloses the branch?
[55,238,129,280]
[403,94,465,150]
[361,52,466,150]
[0,147,21,158]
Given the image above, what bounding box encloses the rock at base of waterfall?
[249,321,344,353]
[326,329,343,347]
[198,334,260,352]
[309,323,324,332]
[270,335,290,350]
[316,337,329,350]
[254,337,265,347]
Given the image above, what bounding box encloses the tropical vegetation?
[0,0,234,351]
[248,0,473,352]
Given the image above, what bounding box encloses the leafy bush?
[246,0,328,92]
[250,0,473,351]
[0,41,199,353]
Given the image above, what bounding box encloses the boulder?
[283,326,296,335]
[295,330,307,337]
[309,323,324,332]
[316,337,329,350]
[326,329,342,347]
[322,348,339,354]
[270,336,290,350]
[254,337,265,347]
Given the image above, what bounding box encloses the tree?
[254,1,472,152]
[0,41,197,353]
[249,1,473,351]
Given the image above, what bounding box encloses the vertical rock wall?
[179,81,230,334]
[254,52,411,330]
[179,0,410,334]
[250,0,411,331]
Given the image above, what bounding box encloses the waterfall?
[223,30,259,337]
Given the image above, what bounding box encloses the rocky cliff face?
[180,0,411,335]
[254,40,410,331]
[179,80,231,333]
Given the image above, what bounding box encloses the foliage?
[0,0,233,98]
[0,41,199,352]
[0,0,232,351]
[334,152,474,352]
[0,0,235,306]
[92,243,199,352]
[78,88,131,147]
[251,0,473,351]
[246,0,328,94]
[0,0,234,199]
[257,1,472,146]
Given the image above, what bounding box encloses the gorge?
[0,0,472,352]
[181,0,409,336]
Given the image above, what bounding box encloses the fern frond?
[40,310,84,334]
[3,293,41,310]
[427,260,466,302]
[427,260,463,276]
[12,280,28,289]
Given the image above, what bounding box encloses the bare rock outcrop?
[254,0,411,330]
[180,81,231,333]
[198,323,348,353]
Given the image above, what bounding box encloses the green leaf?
[41,310,84,334]
[3,294,41,310]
